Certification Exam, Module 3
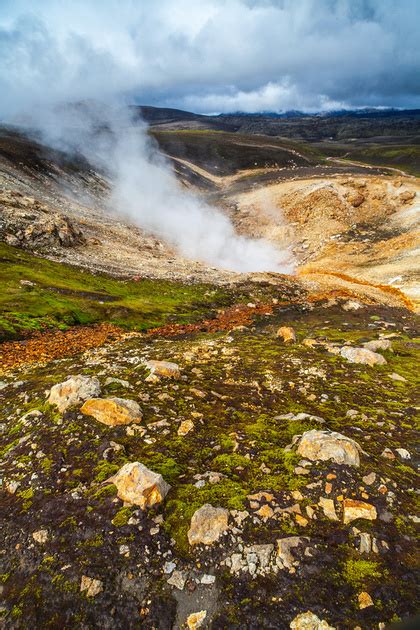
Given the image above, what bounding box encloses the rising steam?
[31,102,294,273]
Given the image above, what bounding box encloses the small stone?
[32,529,48,544]
[381,448,395,460]
[163,561,176,574]
[145,360,181,379]
[80,576,103,597]
[276,326,297,344]
[362,472,376,485]
[188,504,229,546]
[358,591,374,609]
[358,532,372,554]
[363,339,392,352]
[340,347,386,366]
[389,372,407,382]
[256,504,274,520]
[187,610,207,630]
[81,397,142,426]
[319,497,338,521]
[190,388,206,398]
[48,375,101,412]
[296,429,361,467]
[395,448,410,460]
[277,537,308,571]
[200,574,216,584]
[290,611,335,629]
[112,462,170,509]
[343,499,377,524]
[178,420,194,436]
[295,514,309,527]
[167,570,186,590]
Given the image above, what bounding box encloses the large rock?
[343,499,377,524]
[188,504,229,546]
[145,360,181,380]
[290,611,335,630]
[296,430,362,467]
[81,397,142,426]
[48,375,101,412]
[340,347,386,366]
[112,462,170,509]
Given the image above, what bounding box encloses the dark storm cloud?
[0,0,418,115]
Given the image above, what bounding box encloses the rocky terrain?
[0,110,419,629]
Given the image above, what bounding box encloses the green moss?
[141,453,182,484]
[111,506,133,527]
[342,559,383,588]
[90,484,117,500]
[41,458,54,473]
[51,574,78,593]
[18,487,34,500]
[164,479,247,555]
[212,453,252,473]
[94,460,120,482]
[77,534,104,548]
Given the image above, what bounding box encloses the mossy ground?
[0,284,418,628]
[0,242,233,340]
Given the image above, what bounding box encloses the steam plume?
[29,102,294,273]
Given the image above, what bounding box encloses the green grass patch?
[0,242,231,340]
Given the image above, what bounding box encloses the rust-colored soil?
[0,323,126,373]
[147,303,274,337]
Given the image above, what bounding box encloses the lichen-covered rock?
[48,375,101,412]
[81,397,142,426]
[112,462,170,509]
[145,360,181,380]
[340,346,386,366]
[343,499,377,524]
[188,504,229,546]
[290,611,335,629]
[276,326,297,343]
[295,429,362,467]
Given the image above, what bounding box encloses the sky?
[0,0,419,116]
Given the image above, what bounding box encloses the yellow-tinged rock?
[276,326,297,344]
[112,462,170,509]
[81,397,142,426]
[343,499,377,524]
[256,504,274,519]
[187,610,207,630]
[295,514,309,527]
[178,420,194,436]
[290,611,335,629]
[80,575,103,597]
[358,591,374,609]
